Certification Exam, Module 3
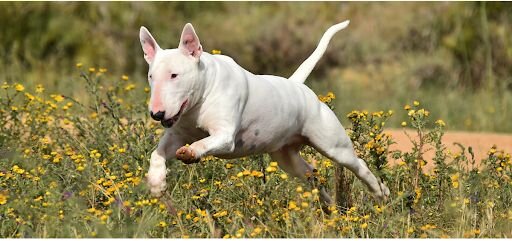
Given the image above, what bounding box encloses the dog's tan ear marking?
[140,26,161,65]
[178,23,203,59]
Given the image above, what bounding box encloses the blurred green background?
[1,2,511,132]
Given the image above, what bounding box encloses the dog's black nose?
[150,111,165,121]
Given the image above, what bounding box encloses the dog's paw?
[146,168,167,197]
[149,183,167,198]
[375,182,390,201]
[380,182,390,197]
[176,146,200,164]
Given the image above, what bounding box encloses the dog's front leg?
[176,131,235,163]
[147,130,184,197]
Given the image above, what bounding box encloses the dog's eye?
[171,74,178,79]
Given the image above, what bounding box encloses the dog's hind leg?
[147,129,185,197]
[269,145,335,211]
[303,105,390,200]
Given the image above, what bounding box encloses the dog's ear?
[178,23,202,59]
[139,26,161,65]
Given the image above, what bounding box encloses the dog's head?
[139,23,203,128]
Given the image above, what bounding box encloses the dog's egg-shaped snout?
[150,111,165,121]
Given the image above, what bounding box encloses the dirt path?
[384,129,512,170]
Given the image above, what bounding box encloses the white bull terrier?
[140,20,389,208]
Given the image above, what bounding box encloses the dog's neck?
[196,53,218,103]
[179,53,217,117]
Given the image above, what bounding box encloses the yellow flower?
[450,173,459,188]
[1,82,10,89]
[15,84,25,92]
[0,193,8,205]
[404,104,411,110]
[374,205,383,213]
[125,84,135,91]
[296,186,303,193]
[250,227,262,237]
[288,201,297,210]
[435,119,446,127]
[195,208,207,217]
[413,100,420,106]
[52,94,65,102]
[450,173,459,181]
[326,91,335,100]
[89,67,96,73]
[12,165,25,174]
[360,223,368,229]
[158,221,167,227]
[213,210,228,218]
[25,93,35,101]
[251,170,264,178]
[76,63,83,68]
[280,173,288,179]
[401,121,407,127]
[265,166,277,172]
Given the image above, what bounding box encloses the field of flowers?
[1,66,511,238]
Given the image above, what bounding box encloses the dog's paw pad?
[176,146,200,164]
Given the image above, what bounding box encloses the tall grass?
[0,67,511,238]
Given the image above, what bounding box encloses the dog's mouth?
[161,99,188,128]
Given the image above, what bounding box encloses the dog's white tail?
[288,20,350,84]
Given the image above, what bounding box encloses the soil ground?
[384,129,512,171]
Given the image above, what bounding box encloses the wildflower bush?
[1,67,511,238]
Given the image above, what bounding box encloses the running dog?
[139,20,389,207]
